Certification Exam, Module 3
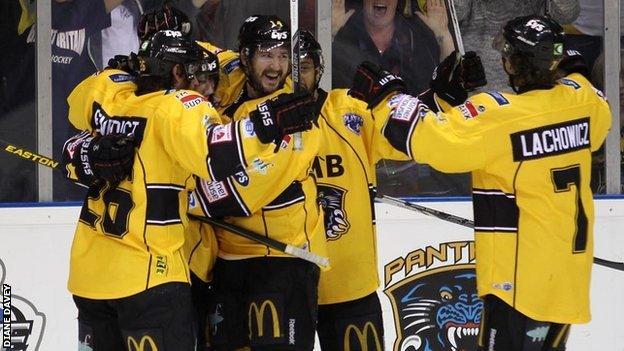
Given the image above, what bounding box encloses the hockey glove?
[430,51,486,106]
[71,134,135,186]
[250,92,317,144]
[138,3,192,41]
[557,50,590,80]
[348,61,407,109]
[106,54,139,75]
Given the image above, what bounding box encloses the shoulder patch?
[559,78,581,90]
[108,73,134,83]
[242,118,256,137]
[210,124,233,144]
[223,58,241,74]
[343,113,364,135]
[175,91,206,109]
[485,92,510,106]
[458,101,485,119]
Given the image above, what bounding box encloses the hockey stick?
[289,0,304,150]
[188,214,329,268]
[0,138,329,267]
[445,0,465,55]
[377,194,474,228]
[377,194,624,271]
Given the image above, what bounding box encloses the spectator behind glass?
[332,0,454,95]
[563,0,624,74]
[333,0,465,197]
[0,0,37,202]
[193,0,316,50]
[456,0,579,92]
[590,50,624,193]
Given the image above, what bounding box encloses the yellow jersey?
[193,83,327,266]
[63,69,285,298]
[314,89,409,304]
[374,73,611,323]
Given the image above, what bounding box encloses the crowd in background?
[0,0,622,202]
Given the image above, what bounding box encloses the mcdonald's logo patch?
[248,295,284,344]
[125,332,162,351]
[343,321,382,351]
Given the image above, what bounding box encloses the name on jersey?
[92,104,147,142]
[510,117,590,161]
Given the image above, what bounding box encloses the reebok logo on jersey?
[511,117,590,161]
[210,125,232,144]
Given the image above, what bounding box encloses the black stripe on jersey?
[473,188,518,232]
[381,94,426,157]
[206,123,245,180]
[263,181,305,210]
[510,117,590,161]
[195,178,251,218]
[145,184,185,225]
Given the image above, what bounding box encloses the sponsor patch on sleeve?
[223,58,240,74]
[458,101,485,119]
[389,94,420,122]
[202,181,230,203]
[242,118,256,137]
[210,124,233,144]
[176,91,206,109]
[485,92,510,106]
[108,73,134,83]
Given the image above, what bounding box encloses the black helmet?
[300,30,324,72]
[138,4,192,41]
[238,15,290,53]
[502,15,565,72]
[137,30,205,78]
[186,49,220,87]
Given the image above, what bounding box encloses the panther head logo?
[385,264,482,351]
[317,184,350,240]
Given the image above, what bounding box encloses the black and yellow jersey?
[375,73,611,323]
[197,41,292,109]
[191,83,328,266]
[313,89,409,304]
[63,69,286,298]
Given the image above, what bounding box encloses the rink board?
[0,199,623,350]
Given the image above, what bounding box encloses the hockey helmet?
[238,15,290,53]
[137,30,205,78]
[186,49,220,86]
[300,30,324,72]
[502,15,565,72]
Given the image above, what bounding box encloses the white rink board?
[0,200,623,351]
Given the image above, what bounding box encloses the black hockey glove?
[557,49,590,80]
[138,3,192,41]
[106,54,139,75]
[348,61,407,109]
[71,134,135,186]
[250,92,317,144]
[430,51,487,106]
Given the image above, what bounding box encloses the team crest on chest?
[343,113,364,135]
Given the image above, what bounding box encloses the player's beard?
[249,67,287,97]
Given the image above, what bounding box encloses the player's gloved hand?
[557,49,590,80]
[106,54,138,75]
[348,61,407,109]
[430,51,486,106]
[250,92,317,144]
[138,3,192,41]
[72,134,135,186]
